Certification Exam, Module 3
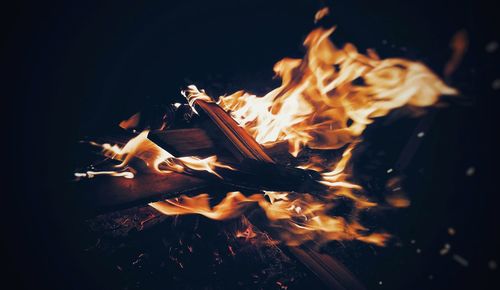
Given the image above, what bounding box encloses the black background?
[3,0,500,289]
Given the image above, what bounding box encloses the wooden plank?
[75,172,207,214]
[193,99,274,162]
[190,98,365,290]
[288,246,365,290]
[148,128,215,156]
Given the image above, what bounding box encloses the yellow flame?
[91,130,232,177]
[218,28,457,156]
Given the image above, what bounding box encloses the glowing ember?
[314,7,330,23]
[84,10,456,247]
[236,226,257,240]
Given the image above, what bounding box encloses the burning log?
[74,172,207,213]
[75,127,312,213]
[186,91,275,163]
[183,92,365,290]
[155,157,326,193]
[144,91,327,192]
[78,158,325,213]
[77,95,364,288]
[148,128,290,159]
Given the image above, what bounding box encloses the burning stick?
[75,127,306,213]
[148,129,327,193]
[76,128,323,213]
[178,87,366,290]
[161,157,327,193]
[147,128,215,156]
[74,171,207,213]
[183,85,275,163]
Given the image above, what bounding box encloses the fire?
[218,27,456,156]
[149,139,383,246]
[89,130,233,178]
[84,11,457,247]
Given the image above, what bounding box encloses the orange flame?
[218,27,457,156]
[149,141,387,246]
[90,130,233,177]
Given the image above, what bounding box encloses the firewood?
[148,128,290,158]
[189,98,365,290]
[76,98,363,289]
[192,99,274,162]
[164,157,326,193]
[75,172,207,213]
[148,128,215,156]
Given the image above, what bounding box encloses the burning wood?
[74,8,458,289]
[77,21,456,244]
[185,87,275,163]
[75,171,206,211]
[76,125,325,212]
[148,128,215,157]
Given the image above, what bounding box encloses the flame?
[89,130,232,178]
[86,11,456,247]
[218,27,457,156]
[150,190,389,246]
[150,142,387,246]
[162,23,455,246]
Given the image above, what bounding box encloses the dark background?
[3,0,500,289]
